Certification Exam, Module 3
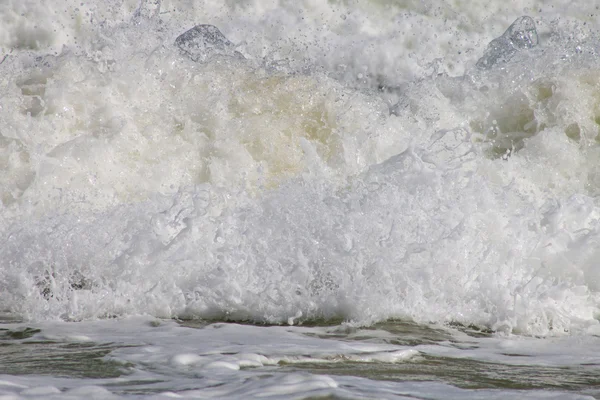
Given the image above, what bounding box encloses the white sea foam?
[2,0,600,341]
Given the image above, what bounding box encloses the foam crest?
[2,1,600,337]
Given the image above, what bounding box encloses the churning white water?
[2,0,600,398]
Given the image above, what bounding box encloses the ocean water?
[2,0,600,398]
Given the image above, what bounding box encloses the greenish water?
[175,319,600,397]
[0,326,130,379]
[285,321,600,398]
[1,320,600,399]
[284,353,600,393]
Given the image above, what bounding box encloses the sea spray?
[1,2,600,337]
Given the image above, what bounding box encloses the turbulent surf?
[2,0,600,398]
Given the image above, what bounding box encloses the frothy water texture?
[3,0,600,398]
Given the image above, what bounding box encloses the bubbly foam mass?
[2,0,600,336]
